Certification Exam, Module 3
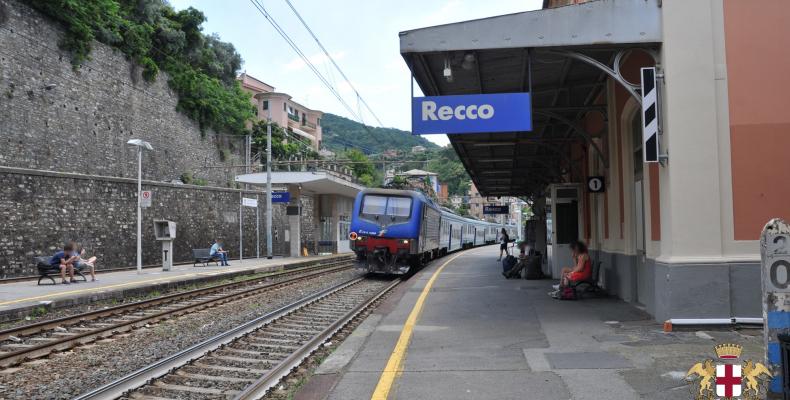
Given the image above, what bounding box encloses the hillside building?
[238,73,324,151]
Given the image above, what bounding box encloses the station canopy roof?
[400,0,662,197]
[235,171,364,198]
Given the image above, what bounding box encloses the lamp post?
[127,139,153,274]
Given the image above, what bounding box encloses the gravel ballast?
[0,269,364,400]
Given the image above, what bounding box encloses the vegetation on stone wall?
[26,0,255,135]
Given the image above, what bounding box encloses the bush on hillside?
[27,0,255,136]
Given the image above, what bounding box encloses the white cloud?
[283,51,347,71]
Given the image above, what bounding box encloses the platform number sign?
[587,176,605,193]
[641,67,659,163]
[140,190,152,208]
[759,221,790,394]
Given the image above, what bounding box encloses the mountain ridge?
[320,113,438,155]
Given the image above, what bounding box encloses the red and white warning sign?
[140,190,152,208]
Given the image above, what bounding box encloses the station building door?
[336,196,353,253]
[549,185,581,278]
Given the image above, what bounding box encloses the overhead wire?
[282,0,384,127]
[247,0,366,125]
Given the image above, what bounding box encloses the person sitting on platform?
[50,243,78,284]
[71,242,98,282]
[550,240,591,297]
[210,239,230,266]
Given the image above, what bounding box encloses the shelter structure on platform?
[235,171,363,256]
[401,0,790,321]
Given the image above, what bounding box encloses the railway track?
[0,257,355,368]
[75,277,397,400]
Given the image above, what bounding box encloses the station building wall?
[578,0,789,321]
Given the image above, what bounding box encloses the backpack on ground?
[559,287,576,300]
[504,259,525,279]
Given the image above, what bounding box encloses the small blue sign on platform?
[412,92,532,135]
[271,191,290,203]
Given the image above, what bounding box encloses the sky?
[168,0,543,146]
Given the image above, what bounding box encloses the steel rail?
[0,257,351,341]
[73,277,381,400]
[235,278,400,400]
[0,259,354,368]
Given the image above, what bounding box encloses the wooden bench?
[570,260,603,297]
[192,249,220,267]
[35,256,87,285]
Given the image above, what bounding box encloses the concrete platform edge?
[0,255,352,323]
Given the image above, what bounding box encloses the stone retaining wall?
[0,0,244,187]
[0,167,306,278]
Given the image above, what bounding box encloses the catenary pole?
[266,104,273,259]
[256,193,260,258]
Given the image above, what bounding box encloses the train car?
[349,188,517,275]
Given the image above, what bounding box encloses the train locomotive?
[349,188,517,275]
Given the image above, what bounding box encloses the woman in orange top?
[560,240,591,287]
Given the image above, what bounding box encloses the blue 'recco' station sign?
[412,92,532,135]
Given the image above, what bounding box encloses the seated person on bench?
[550,240,591,295]
[72,242,98,282]
[210,239,230,266]
[50,243,78,284]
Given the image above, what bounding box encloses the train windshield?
[386,197,412,217]
[360,195,412,219]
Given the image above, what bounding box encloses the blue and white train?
[349,188,517,275]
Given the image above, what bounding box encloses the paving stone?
[545,351,633,369]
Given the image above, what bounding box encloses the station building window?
[338,215,350,240]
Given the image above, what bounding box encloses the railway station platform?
[0,254,352,323]
[297,246,764,400]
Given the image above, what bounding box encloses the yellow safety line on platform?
[370,251,465,400]
[0,266,255,307]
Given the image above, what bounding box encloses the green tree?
[250,121,318,161]
[345,149,376,187]
[427,147,471,196]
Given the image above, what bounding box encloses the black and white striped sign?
[641,67,659,163]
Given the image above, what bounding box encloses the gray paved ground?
[297,246,764,400]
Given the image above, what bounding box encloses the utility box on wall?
[153,220,177,271]
[154,220,177,240]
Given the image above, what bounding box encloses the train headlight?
[401,239,410,244]
[349,232,358,240]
